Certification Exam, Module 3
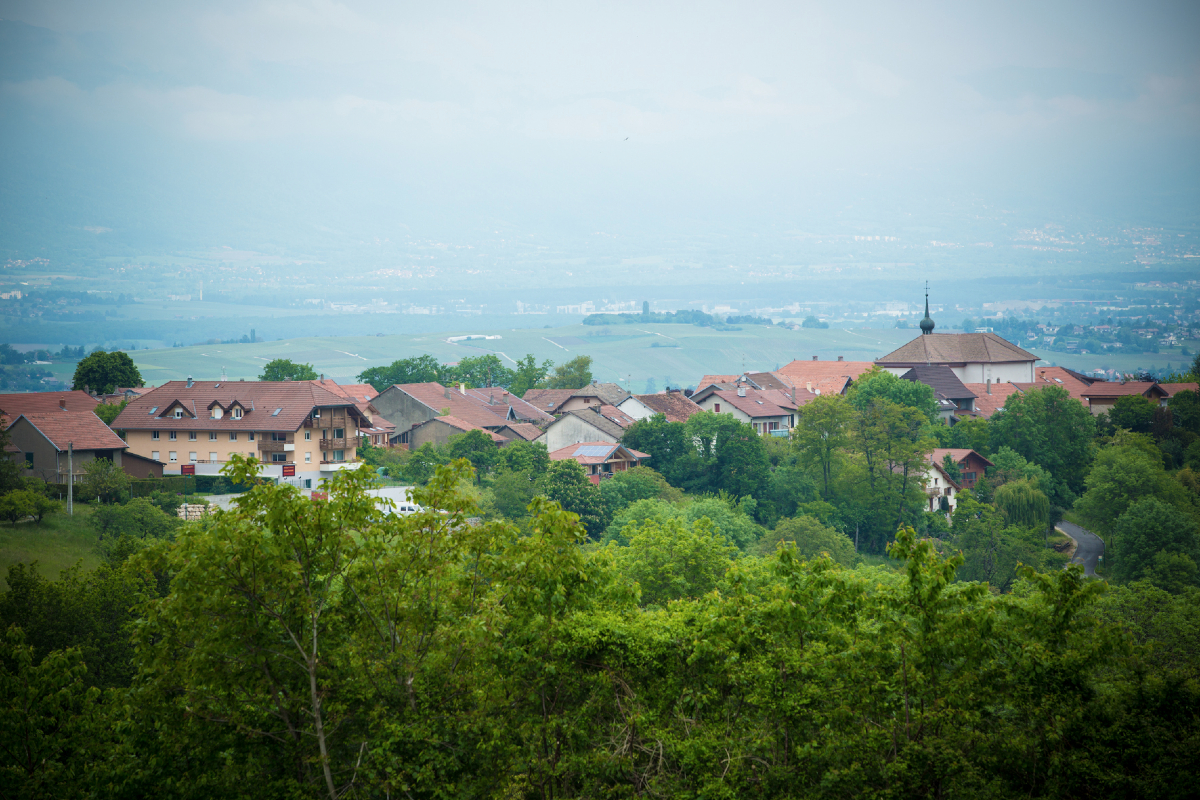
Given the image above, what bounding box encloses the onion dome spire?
[920,282,935,335]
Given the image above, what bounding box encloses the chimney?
[186,376,193,388]
[837,356,844,362]
[444,385,452,399]
[986,378,991,395]
[806,381,813,393]
[320,373,324,381]
[459,383,465,395]
[59,397,66,410]
[812,355,818,361]
[737,386,746,397]
[791,382,796,402]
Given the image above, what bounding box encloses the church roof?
[876,333,1037,366]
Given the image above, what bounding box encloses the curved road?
[1056,522,1105,577]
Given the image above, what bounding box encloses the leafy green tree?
[941,452,962,481]
[848,398,935,549]
[599,466,678,514]
[1075,442,1193,533]
[356,354,442,391]
[93,398,128,426]
[447,429,499,482]
[989,385,1095,494]
[257,358,318,381]
[848,367,938,422]
[90,496,180,540]
[538,459,609,537]
[1110,497,1199,586]
[79,457,130,504]
[951,493,1050,591]
[613,516,736,606]
[498,439,549,474]
[994,478,1051,531]
[755,514,857,565]
[948,416,990,453]
[621,413,690,479]
[679,497,765,550]
[792,393,852,499]
[401,442,447,484]
[1109,394,1157,433]
[508,353,555,397]
[445,354,515,388]
[491,470,537,518]
[0,490,36,524]
[544,355,593,390]
[71,350,142,394]
[1169,389,1200,436]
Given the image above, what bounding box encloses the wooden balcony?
[258,440,287,452]
[320,437,351,450]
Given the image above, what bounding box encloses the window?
[169,431,177,441]
[209,452,218,462]
[151,451,159,461]
[714,403,721,412]
[304,479,312,489]
[229,432,237,441]
[189,452,197,462]
[248,432,255,441]
[962,471,977,482]
[189,432,197,441]
[333,428,344,439]
[304,431,311,441]
[151,431,160,440]
[173,409,183,419]
[169,451,177,462]
[333,450,345,462]
[305,452,311,463]
[209,432,217,441]
[232,407,242,419]
[210,408,223,419]
[25,452,33,467]
[271,432,287,441]
[271,453,287,463]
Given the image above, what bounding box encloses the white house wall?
[536,415,619,452]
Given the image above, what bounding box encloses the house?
[111,378,370,489]
[492,422,545,442]
[373,382,511,445]
[557,382,632,414]
[6,412,158,483]
[462,387,555,424]
[1078,381,1169,416]
[548,441,650,484]
[1158,382,1199,407]
[1011,366,1095,405]
[960,381,1024,419]
[877,333,1039,383]
[99,386,155,405]
[692,387,795,436]
[408,415,507,449]
[522,388,577,415]
[618,390,705,423]
[899,366,977,422]
[536,406,636,452]
[923,457,962,514]
[775,357,875,395]
[930,448,993,491]
[0,391,101,426]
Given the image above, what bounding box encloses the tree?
[989,385,1095,495]
[71,350,142,394]
[792,394,852,499]
[257,358,318,382]
[90,497,180,540]
[755,514,857,565]
[544,355,593,390]
[994,479,1051,531]
[849,397,935,547]
[508,353,554,397]
[951,493,1048,591]
[848,367,938,422]
[499,439,550,474]
[0,489,36,524]
[79,457,131,504]
[941,453,962,482]
[93,399,128,426]
[599,466,678,515]
[356,354,442,391]
[1074,443,1192,533]
[1169,389,1200,436]
[1109,395,1157,433]
[1110,497,1199,586]
[537,459,609,537]
[446,429,499,481]
[446,354,515,389]
[948,416,990,454]
[614,517,736,606]
[491,470,537,518]
[621,413,690,480]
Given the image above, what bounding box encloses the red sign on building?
[282,464,296,477]
[180,464,196,476]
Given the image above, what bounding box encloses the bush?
[754,515,857,565]
[90,497,181,541]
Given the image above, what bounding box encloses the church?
[875,291,1039,384]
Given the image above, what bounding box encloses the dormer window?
[232,407,243,419]
[211,407,224,419]
[173,409,183,419]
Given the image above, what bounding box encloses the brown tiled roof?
[548,441,649,465]
[572,382,631,406]
[390,383,509,428]
[961,382,1023,419]
[698,375,739,389]
[464,387,554,423]
[522,388,577,413]
[0,391,101,426]
[417,415,506,443]
[311,379,379,405]
[931,448,994,468]
[876,333,1037,366]
[633,391,705,423]
[14,412,128,452]
[1158,382,1199,398]
[776,360,876,386]
[759,388,816,410]
[496,422,545,441]
[709,389,792,419]
[1079,381,1167,400]
[1013,366,1094,403]
[556,409,628,440]
[111,380,367,433]
[901,366,977,401]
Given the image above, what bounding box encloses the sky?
[2,0,1199,254]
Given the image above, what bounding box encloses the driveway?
[1056,522,1105,578]
[201,486,416,512]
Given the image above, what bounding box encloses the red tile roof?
[877,333,1037,366]
[111,380,367,432]
[961,382,1023,419]
[463,387,555,423]
[311,379,379,405]
[931,448,994,468]
[708,389,792,419]
[390,383,510,428]
[632,391,705,423]
[0,391,101,426]
[776,360,875,387]
[1079,381,1167,399]
[418,415,507,443]
[496,422,545,441]
[548,441,650,465]
[14,412,128,452]
[1013,366,1094,403]
[698,375,740,389]
[1158,382,1199,398]
[518,388,577,414]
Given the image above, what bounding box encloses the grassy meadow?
[0,506,101,590]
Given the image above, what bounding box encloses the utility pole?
[67,441,74,516]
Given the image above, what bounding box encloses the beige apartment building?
[111,379,370,487]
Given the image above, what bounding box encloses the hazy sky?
[2,1,1198,250]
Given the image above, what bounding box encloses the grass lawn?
[0,505,101,590]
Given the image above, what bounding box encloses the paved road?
[203,486,416,512]
[1057,522,1105,577]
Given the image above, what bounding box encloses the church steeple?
[919,282,935,335]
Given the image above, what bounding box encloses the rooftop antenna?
[220,365,228,382]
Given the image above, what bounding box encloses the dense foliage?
[70,350,142,394]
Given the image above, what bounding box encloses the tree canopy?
[71,350,142,394]
[257,358,318,381]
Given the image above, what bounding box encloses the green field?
[0,507,101,590]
